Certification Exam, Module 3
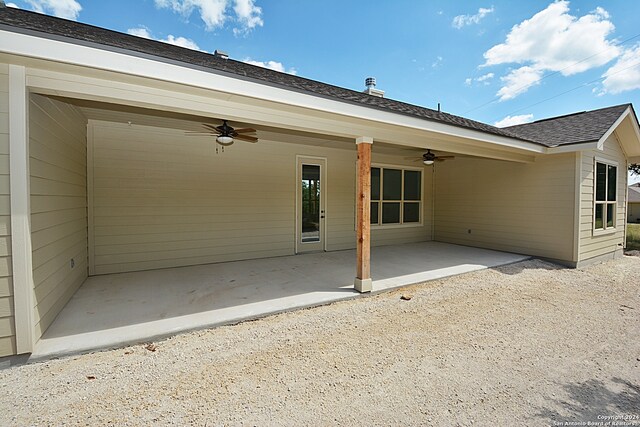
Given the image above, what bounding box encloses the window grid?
[594,161,617,231]
[370,167,421,226]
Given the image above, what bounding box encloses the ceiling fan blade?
[438,156,455,159]
[202,123,222,132]
[235,134,258,143]
[233,128,257,134]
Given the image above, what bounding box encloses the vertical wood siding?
[90,121,432,275]
[578,135,627,262]
[0,63,15,357]
[434,153,576,263]
[30,94,88,340]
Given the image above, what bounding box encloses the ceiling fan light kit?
[216,135,234,145]
[187,119,258,149]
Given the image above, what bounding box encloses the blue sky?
[7,0,640,182]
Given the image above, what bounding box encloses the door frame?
[295,155,327,254]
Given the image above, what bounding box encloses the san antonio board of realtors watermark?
[551,414,639,426]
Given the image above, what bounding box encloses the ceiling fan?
[407,149,455,165]
[186,120,258,146]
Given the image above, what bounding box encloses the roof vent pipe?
[363,77,385,98]
[214,50,229,59]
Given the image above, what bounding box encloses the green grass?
[627,223,640,251]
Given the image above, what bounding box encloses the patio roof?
[0,5,539,145]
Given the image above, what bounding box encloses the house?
[629,183,640,223]
[0,5,639,359]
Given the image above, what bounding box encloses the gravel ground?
[1,256,639,426]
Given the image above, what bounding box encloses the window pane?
[403,202,420,223]
[370,202,379,224]
[383,169,402,200]
[595,203,604,229]
[382,202,400,224]
[606,203,615,228]
[607,165,617,201]
[404,170,421,201]
[301,165,321,242]
[596,162,606,201]
[371,167,380,200]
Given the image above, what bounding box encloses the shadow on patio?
[32,242,529,359]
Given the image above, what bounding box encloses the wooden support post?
[355,136,373,292]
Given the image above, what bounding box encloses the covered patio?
[32,242,529,359]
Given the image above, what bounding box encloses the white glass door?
[296,157,326,253]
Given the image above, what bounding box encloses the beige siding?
[0,63,16,357]
[434,153,576,263]
[578,135,627,263]
[30,94,88,340]
[90,121,432,274]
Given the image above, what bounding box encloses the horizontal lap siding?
[434,153,575,262]
[578,136,627,262]
[91,121,433,274]
[30,94,87,340]
[0,63,15,357]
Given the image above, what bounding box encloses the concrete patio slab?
[31,242,529,360]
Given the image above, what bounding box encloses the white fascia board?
[0,29,546,154]
[546,141,599,154]
[596,107,631,150]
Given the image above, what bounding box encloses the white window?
[370,166,422,226]
[594,160,617,231]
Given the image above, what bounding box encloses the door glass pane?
[371,167,381,200]
[607,165,616,201]
[382,202,400,224]
[301,164,320,242]
[403,202,420,223]
[404,170,421,201]
[383,169,402,200]
[606,203,615,228]
[370,202,379,224]
[595,203,604,229]
[596,162,606,201]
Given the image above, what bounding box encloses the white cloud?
[155,0,263,34]
[483,1,620,100]
[232,0,263,35]
[6,2,19,7]
[497,66,543,101]
[243,58,296,75]
[155,0,229,30]
[452,6,494,29]
[601,43,640,94]
[431,56,443,68]
[465,72,494,86]
[26,0,82,20]
[127,27,153,38]
[494,114,534,127]
[127,27,202,51]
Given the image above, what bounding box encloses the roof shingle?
[504,104,631,147]
[0,6,635,150]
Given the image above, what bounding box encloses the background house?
[629,183,640,223]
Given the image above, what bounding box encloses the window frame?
[592,157,618,236]
[369,163,424,229]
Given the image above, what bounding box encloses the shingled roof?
[504,104,632,147]
[0,6,635,150]
[0,6,536,142]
